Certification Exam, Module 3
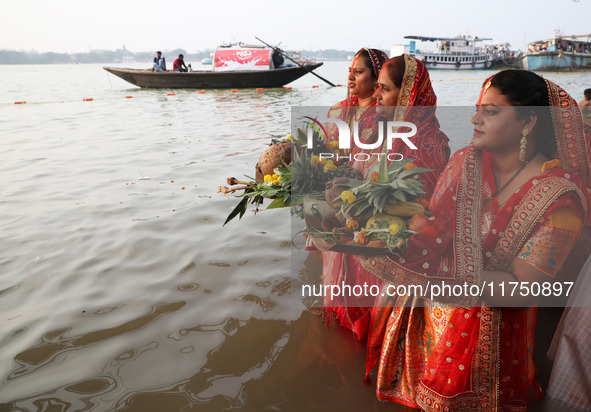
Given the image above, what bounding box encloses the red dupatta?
[356,54,450,193]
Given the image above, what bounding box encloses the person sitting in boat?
[173,54,189,72]
[579,88,591,107]
[153,51,166,72]
[272,49,285,69]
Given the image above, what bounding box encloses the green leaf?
[378,154,389,184]
[393,190,408,202]
[223,197,249,226]
[267,197,289,209]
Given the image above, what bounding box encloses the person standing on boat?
[153,51,166,72]
[173,54,189,72]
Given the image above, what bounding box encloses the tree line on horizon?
[0,48,358,64]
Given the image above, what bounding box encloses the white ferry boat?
[391,35,502,70]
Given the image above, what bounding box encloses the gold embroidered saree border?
[489,176,587,271]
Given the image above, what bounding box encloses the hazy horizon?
[5,0,589,54]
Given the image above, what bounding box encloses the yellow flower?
[340,190,357,204]
[272,173,279,180]
[264,174,272,182]
[273,179,280,185]
[311,155,320,166]
[389,224,400,235]
[370,171,379,183]
[286,134,293,141]
[324,160,337,173]
[329,140,340,150]
[404,162,416,170]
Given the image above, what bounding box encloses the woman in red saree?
[324,48,388,154]
[322,55,450,340]
[359,70,591,411]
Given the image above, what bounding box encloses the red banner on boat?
[214,48,272,72]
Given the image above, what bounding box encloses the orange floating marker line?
[312,85,319,88]
[125,95,133,99]
[198,90,205,94]
[14,101,27,104]
[231,89,239,92]
[166,92,175,96]
[336,84,344,87]
[256,88,264,91]
[83,98,93,101]
[284,86,292,90]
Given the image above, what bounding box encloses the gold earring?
[519,129,528,162]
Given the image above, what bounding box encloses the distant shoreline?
[0,48,356,65]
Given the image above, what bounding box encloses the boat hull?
[522,52,591,71]
[103,63,323,89]
[421,61,492,70]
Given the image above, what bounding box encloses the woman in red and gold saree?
[322,54,450,340]
[359,70,591,411]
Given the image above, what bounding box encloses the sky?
[3,0,590,54]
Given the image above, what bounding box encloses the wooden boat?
[103,63,323,89]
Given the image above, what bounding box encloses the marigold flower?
[340,190,357,204]
[404,162,416,170]
[347,219,360,230]
[272,173,279,180]
[329,140,340,150]
[286,134,293,141]
[358,231,369,245]
[370,171,379,183]
[389,224,400,235]
[264,174,272,182]
[311,155,320,166]
[324,160,337,173]
[542,159,561,173]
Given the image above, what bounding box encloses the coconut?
[255,142,291,181]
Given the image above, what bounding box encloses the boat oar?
[255,37,336,87]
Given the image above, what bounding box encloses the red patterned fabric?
[360,77,591,411]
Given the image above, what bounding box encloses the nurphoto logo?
[304,117,418,162]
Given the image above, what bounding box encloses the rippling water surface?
[1,62,590,411]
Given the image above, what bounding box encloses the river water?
[1,61,589,412]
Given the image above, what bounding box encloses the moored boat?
[522,33,591,71]
[391,35,506,70]
[104,43,323,89]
